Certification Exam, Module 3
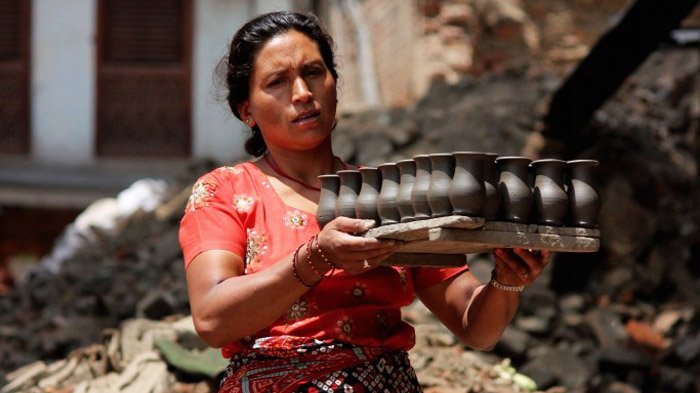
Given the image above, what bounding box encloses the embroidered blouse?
[179,162,468,358]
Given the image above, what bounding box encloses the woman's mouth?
[293,110,321,125]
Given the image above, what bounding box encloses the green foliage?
[155,339,228,378]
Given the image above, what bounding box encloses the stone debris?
[1,316,220,393]
[1,8,700,392]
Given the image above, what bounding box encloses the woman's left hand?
[492,248,551,287]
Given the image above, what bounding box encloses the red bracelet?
[292,243,318,288]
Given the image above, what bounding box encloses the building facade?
[0,0,301,167]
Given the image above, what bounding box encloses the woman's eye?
[305,68,323,77]
[268,78,285,87]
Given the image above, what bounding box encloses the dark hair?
[225,11,338,156]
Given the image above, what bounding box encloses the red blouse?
[179,162,467,358]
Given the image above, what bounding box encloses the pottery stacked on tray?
[316,152,600,230]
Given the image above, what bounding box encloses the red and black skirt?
[219,337,422,393]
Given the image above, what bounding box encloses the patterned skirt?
[218,337,423,393]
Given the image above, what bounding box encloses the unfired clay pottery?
[411,154,432,219]
[396,159,417,222]
[427,153,455,217]
[377,163,401,225]
[567,159,600,228]
[448,151,486,216]
[531,159,568,226]
[356,167,381,223]
[482,153,501,220]
[495,156,533,223]
[335,170,362,218]
[317,174,340,228]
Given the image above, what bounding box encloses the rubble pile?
[1,44,699,393]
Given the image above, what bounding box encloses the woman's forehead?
[254,30,322,70]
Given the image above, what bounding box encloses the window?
[0,0,30,154]
[96,0,191,157]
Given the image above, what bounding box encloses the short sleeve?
[179,171,247,269]
[412,265,469,290]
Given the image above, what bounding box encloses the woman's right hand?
[316,217,401,274]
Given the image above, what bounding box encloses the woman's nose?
[292,77,313,103]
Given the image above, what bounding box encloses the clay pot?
[356,167,382,223]
[396,159,417,222]
[335,170,362,218]
[482,152,501,220]
[317,174,340,228]
[448,151,486,216]
[427,153,455,217]
[531,159,568,226]
[567,159,600,228]
[411,154,432,219]
[495,156,533,223]
[377,163,401,225]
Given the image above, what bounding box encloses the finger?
[494,248,531,278]
[360,247,400,264]
[330,233,398,252]
[514,248,551,277]
[343,242,402,257]
[328,217,376,233]
[332,246,400,268]
[512,248,540,270]
[491,253,524,285]
[346,251,393,275]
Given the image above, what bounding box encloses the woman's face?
[238,30,337,153]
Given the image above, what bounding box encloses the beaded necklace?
[263,154,347,192]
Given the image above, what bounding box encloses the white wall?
[31,0,95,165]
[192,0,293,164]
[28,0,295,166]
[255,0,293,14]
[192,0,250,163]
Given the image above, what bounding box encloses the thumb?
[330,217,376,233]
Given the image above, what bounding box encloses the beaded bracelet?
[292,243,319,288]
[489,279,525,292]
[305,237,322,277]
[311,235,336,276]
[312,234,336,270]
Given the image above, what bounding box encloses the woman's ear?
[238,101,255,127]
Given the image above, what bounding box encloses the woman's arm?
[416,248,550,350]
[186,217,400,348]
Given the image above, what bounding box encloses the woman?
[179,11,549,393]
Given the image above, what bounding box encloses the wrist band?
[292,243,319,288]
[489,279,525,292]
[312,234,336,269]
[305,237,322,277]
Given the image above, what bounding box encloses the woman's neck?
[264,144,339,189]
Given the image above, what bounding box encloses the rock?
[585,308,628,349]
[657,366,696,393]
[653,307,690,337]
[519,347,592,390]
[671,330,700,365]
[598,381,641,393]
[1,361,47,393]
[599,178,658,261]
[495,325,532,360]
[136,291,177,320]
[597,346,652,370]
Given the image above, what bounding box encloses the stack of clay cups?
[316,153,599,229]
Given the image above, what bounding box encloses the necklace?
[265,154,345,192]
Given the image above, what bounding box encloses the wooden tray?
[372,216,600,267]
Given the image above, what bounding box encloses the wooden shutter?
[96,0,191,157]
[0,0,30,154]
